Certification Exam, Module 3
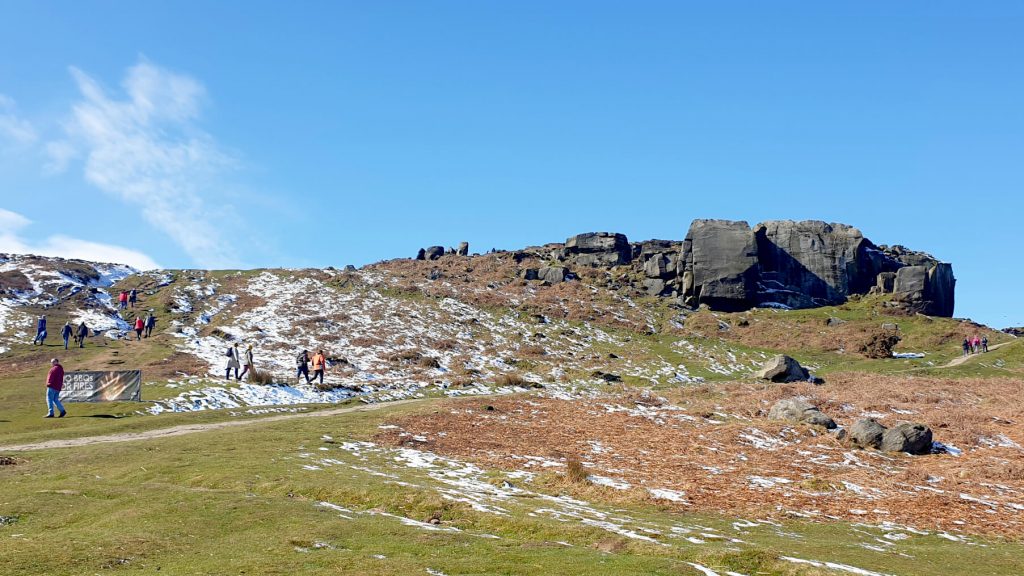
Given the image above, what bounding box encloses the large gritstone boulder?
[424,246,445,260]
[768,398,836,429]
[456,242,469,256]
[755,355,811,383]
[849,418,887,449]
[754,221,892,308]
[537,266,569,284]
[680,220,759,310]
[880,423,933,455]
[564,233,632,267]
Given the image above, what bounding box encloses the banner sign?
[62,371,142,402]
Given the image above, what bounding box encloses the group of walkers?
[223,344,328,385]
[962,335,989,356]
[33,315,88,349]
[118,288,138,310]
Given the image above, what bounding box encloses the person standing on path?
[144,312,157,338]
[225,343,241,380]
[45,358,66,418]
[129,288,138,309]
[76,321,88,348]
[238,344,255,381]
[972,335,981,354]
[962,337,970,357]
[982,336,989,353]
[61,321,73,350]
[118,291,128,310]
[296,349,311,384]
[133,316,144,341]
[310,349,327,385]
[33,315,47,345]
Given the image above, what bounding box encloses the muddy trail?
[0,399,421,452]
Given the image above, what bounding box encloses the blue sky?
[0,2,1021,327]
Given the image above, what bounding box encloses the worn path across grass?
[0,398,421,452]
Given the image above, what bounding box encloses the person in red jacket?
[133,316,144,341]
[45,358,66,418]
[118,290,128,310]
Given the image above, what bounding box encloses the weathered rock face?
[850,418,886,449]
[681,220,759,311]
[424,246,445,261]
[768,398,836,429]
[880,423,933,455]
[456,242,469,256]
[537,266,569,284]
[564,233,632,267]
[755,355,811,383]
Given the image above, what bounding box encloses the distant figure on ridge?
[33,315,47,346]
[45,358,66,418]
[61,321,73,350]
[962,337,970,357]
[310,349,327,385]
[129,288,138,308]
[225,342,241,380]
[296,349,311,384]
[118,290,128,310]
[133,316,144,341]
[144,312,157,338]
[239,344,255,381]
[76,321,88,348]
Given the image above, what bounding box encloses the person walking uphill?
[144,312,157,338]
[982,336,989,353]
[310,349,327,385]
[296,349,311,384]
[962,337,970,357]
[45,358,66,418]
[33,315,47,345]
[129,288,138,308]
[225,343,241,380]
[76,321,88,348]
[238,344,255,381]
[118,290,128,310]
[133,316,144,341]
[61,321,73,350]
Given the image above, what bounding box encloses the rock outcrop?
[680,220,759,311]
[563,233,632,267]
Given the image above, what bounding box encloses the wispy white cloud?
[0,207,160,270]
[0,94,38,148]
[50,59,242,268]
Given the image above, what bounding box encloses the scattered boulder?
[521,268,539,281]
[537,266,570,284]
[424,246,445,260]
[849,418,887,449]
[826,317,846,327]
[415,248,426,260]
[456,242,469,256]
[591,370,622,383]
[880,423,933,455]
[768,398,836,429]
[755,355,811,383]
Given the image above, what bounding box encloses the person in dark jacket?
[33,315,47,345]
[76,321,88,348]
[144,312,157,338]
[296,349,310,384]
[45,358,66,418]
[129,288,138,308]
[962,338,970,357]
[61,321,73,350]
[982,336,989,353]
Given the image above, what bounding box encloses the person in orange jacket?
[310,349,327,385]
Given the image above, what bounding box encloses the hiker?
[972,335,981,354]
[133,316,144,341]
[33,315,47,345]
[238,344,255,381]
[129,288,138,308]
[310,349,326,385]
[144,312,157,338]
[962,337,970,357]
[45,358,66,418]
[225,343,241,380]
[296,349,311,384]
[61,321,73,350]
[76,321,88,348]
[982,336,989,353]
